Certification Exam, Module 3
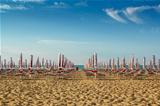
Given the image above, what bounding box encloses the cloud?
[0,4,27,12]
[123,5,160,24]
[37,40,88,45]
[15,5,27,10]
[51,2,69,9]
[51,1,88,9]
[0,4,11,10]
[75,1,88,7]
[12,0,45,3]
[104,9,127,23]
[104,4,160,24]
[154,4,160,12]
[123,7,143,24]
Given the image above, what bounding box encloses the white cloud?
[15,5,27,10]
[75,1,88,7]
[123,9,142,24]
[123,5,158,24]
[125,6,152,15]
[12,0,45,3]
[104,4,160,24]
[0,4,11,10]
[155,4,160,12]
[37,40,88,45]
[104,9,127,23]
[51,2,69,9]
[0,4,27,11]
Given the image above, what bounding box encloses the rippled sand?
[0,72,160,106]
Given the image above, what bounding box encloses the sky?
[0,0,160,64]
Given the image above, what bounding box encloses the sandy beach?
[0,71,160,106]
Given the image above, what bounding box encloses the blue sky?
[0,0,160,64]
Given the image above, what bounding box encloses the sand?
[0,71,160,106]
